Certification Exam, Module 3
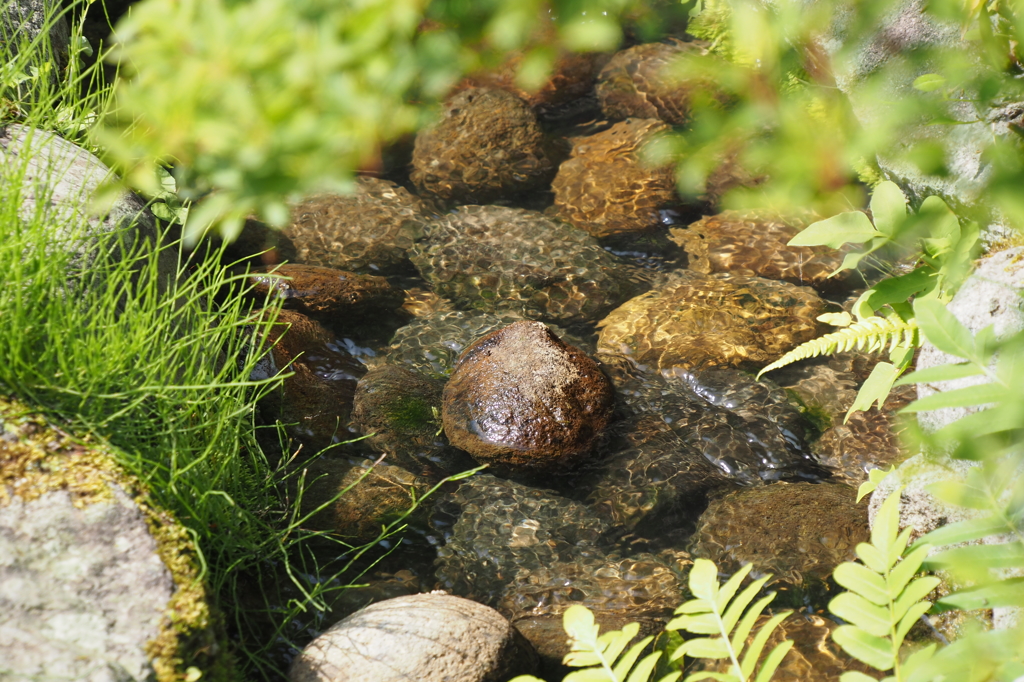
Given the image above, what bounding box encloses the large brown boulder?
[255,309,366,455]
[596,270,824,371]
[411,88,558,205]
[596,39,723,125]
[283,177,432,274]
[248,264,404,320]
[441,321,614,473]
[289,593,538,682]
[551,118,677,239]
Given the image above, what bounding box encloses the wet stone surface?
[773,357,914,485]
[432,474,690,623]
[410,205,651,324]
[283,177,433,274]
[377,309,583,380]
[411,87,558,206]
[551,118,678,239]
[689,482,868,605]
[596,39,721,125]
[596,270,825,371]
[248,264,404,321]
[583,357,826,542]
[351,364,474,475]
[442,321,615,474]
[254,309,367,455]
[669,210,853,293]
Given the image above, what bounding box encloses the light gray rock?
[289,593,539,682]
[915,247,1024,432]
[0,123,177,297]
[0,397,230,681]
[0,0,71,94]
[819,0,1020,242]
[0,486,175,682]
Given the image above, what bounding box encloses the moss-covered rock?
[0,396,232,682]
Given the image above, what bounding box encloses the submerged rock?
[351,364,473,474]
[690,614,877,681]
[411,87,558,205]
[442,321,615,474]
[669,210,851,293]
[411,205,649,324]
[597,270,824,371]
[289,593,539,682]
[248,264,404,320]
[433,475,689,622]
[297,458,432,543]
[689,482,867,604]
[283,177,432,274]
[773,358,912,485]
[455,49,609,121]
[585,359,823,538]
[551,118,677,238]
[596,39,722,125]
[254,309,367,454]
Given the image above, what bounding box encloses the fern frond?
[757,316,918,379]
[666,559,793,682]
[506,605,682,682]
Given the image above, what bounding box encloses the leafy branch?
[758,181,979,420]
[510,604,678,682]
[828,488,941,682]
[667,559,793,682]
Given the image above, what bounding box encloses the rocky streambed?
[225,38,914,682]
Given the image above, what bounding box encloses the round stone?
[441,321,615,473]
[289,593,538,682]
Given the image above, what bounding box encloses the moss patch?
[0,395,234,682]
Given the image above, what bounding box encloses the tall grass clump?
[0,3,433,677]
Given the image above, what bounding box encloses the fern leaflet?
[757,315,918,379]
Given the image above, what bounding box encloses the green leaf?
[856,543,888,574]
[565,669,617,682]
[920,196,961,242]
[788,211,882,248]
[913,297,975,361]
[831,625,896,671]
[509,676,548,682]
[828,592,891,638]
[856,466,895,503]
[855,269,934,316]
[673,612,721,635]
[624,650,661,682]
[913,73,947,91]
[892,576,941,622]
[840,673,881,682]
[739,611,792,679]
[869,182,908,237]
[716,564,756,614]
[753,640,795,682]
[885,544,930,598]
[901,644,937,676]
[935,577,1024,610]
[602,624,641,669]
[675,637,731,660]
[833,562,889,605]
[721,576,771,635]
[730,593,776,654]
[871,489,903,563]
[900,382,1006,413]
[564,604,599,645]
[915,514,1013,548]
[689,559,721,602]
[924,543,1024,570]
[614,636,655,681]
[895,362,984,386]
[845,362,900,421]
[894,600,932,650]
